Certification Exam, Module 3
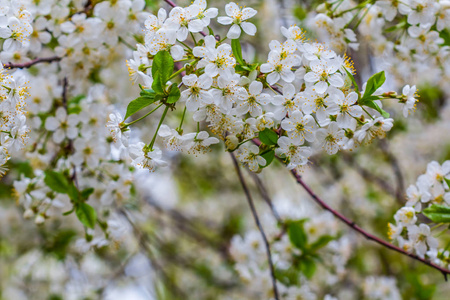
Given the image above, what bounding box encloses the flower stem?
[124,103,164,127]
[176,107,187,133]
[149,106,170,151]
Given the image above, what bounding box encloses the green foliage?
[258,128,278,146]
[152,50,174,94]
[44,171,69,194]
[344,68,360,95]
[75,203,97,229]
[417,84,445,122]
[288,220,308,251]
[42,229,77,260]
[261,150,275,167]
[231,39,245,65]
[167,83,181,104]
[359,71,390,118]
[124,89,157,120]
[423,204,450,223]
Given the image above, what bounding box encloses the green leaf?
[365,100,390,118]
[124,93,157,120]
[258,128,278,146]
[300,257,316,279]
[444,178,450,190]
[275,267,300,286]
[344,68,359,96]
[288,220,308,250]
[44,171,68,194]
[67,183,79,201]
[207,26,214,36]
[152,50,174,93]
[68,94,85,105]
[423,204,450,223]
[261,150,275,167]
[75,203,97,229]
[167,83,181,104]
[140,88,155,97]
[81,188,95,200]
[309,235,335,252]
[231,39,245,65]
[17,161,34,178]
[363,71,386,99]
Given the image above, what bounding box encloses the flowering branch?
[250,138,450,279]
[2,56,61,69]
[230,152,280,300]
[289,168,450,280]
[247,170,282,223]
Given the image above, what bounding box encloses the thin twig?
[247,170,282,223]
[230,153,280,300]
[251,138,450,279]
[119,208,188,299]
[379,139,405,202]
[289,168,450,280]
[2,56,61,69]
[342,152,398,199]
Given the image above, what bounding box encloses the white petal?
[240,22,256,36]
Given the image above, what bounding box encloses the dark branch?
[230,153,280,299]
[3,56,61,69]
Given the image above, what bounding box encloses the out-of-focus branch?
[246,169,282,223]
[230,153,280,300]
[379,139,405,202]
[118,208,188,299]
[3,56,61,69]
[289,168,450,280]
[251,138,450,279]
[342,152,398,200]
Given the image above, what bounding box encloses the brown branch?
[119,208,188,299]
[379,139,405,202]
[342,152,398,199]
[2,56,61,69]
[230,153,280,300]
[251,138,450,279]
[289,168,450,280]
[246,169,282,223]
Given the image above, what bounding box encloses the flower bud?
[35,214,45,225]
[23,209,34,219]
[225,135,239,151]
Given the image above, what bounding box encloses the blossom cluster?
[389,160,450,266]
[310,0,450,97]
[0,64,29,177]
[119,0,416,175]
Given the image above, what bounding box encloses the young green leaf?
[423,204,450,223]
[288,220,308,250]
[258,128,278,146]
[67,183,79,202]
[124,94,157,120]
[300,257,316,279]
[363,71,386,98]
[231,39,245,66]
[44,171,69,194]
[261,150,275,167]
[364,100,390,118]
[444,178,450,190]
[76,203,97,229]
[81,188,95,200]
[309,235,335,252]
[167,83,181,104]
[152,50,174,93]
[344,68,359,96]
